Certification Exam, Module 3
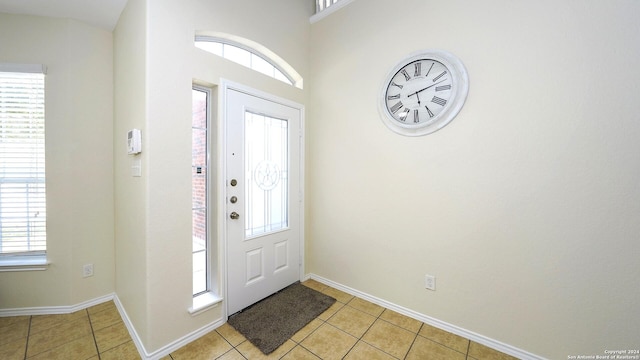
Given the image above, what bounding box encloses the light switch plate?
[132,158,141,177]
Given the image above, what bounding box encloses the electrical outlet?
[83,264,94,278]
[425,274,436,291]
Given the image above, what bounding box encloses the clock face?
[379,50,468,136]
[384,59,452,125]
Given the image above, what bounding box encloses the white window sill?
[189,292,223,316]
[0,254,48,272]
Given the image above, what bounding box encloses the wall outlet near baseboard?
[83,264,94,278]
[425,274,436,291]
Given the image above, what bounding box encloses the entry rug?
[227,281,336,355]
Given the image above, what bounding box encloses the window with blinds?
[311,0,353,23]
[316,0,342,12]
[0,64,47,266]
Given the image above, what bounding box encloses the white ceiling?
[0,0,128,31]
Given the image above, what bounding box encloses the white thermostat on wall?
[127,129,142,155]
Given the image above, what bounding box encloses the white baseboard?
[307,273,546,360]
[0,279,545,359]
[0,293,115,317]
[0,293,226,360]
[112,294,226,360]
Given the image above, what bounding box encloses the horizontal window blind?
[316,0,341,12]
[0,66,46,258]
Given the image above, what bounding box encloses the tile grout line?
[298,342,322,360]
[333,293,464,359]
[317,281,479,358]
[292,285,407,359]
[294,316,328,359]
[214,327,240,359]
[87,309,101,360]
[283,305,330,359]
[340,323,363,359]
[296,289,338,358]
[228,337,248,359]
[292,295,343,359]
[23,316,32,360]
[402,322,425,360]
[347,301,423,360]
[329,297,362,359]
[350,305,405,360]
[374,311,423,359]
[326,297,402,360]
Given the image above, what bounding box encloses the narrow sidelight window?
[192,86,210,296]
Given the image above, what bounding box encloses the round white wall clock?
[379,49,469,136]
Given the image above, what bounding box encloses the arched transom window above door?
[195,33,303,89]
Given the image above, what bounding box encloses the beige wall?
[113,0,149,347]
[0,14,115,307]
[307,0,640,359]
[114,0,312,353]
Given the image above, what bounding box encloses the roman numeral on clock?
[436,84,451,91]
[433,71,447,82]
[413,109,420,123]
[390,81,403,90]
[387,94,400,100]
[431,96,447,106]
[399,108,410,121]
[425,105,434,118]
[401,69,411,81]
[414,62,422,77]
[390,101,404,114]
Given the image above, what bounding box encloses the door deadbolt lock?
[230,179,238,186]
[230,196,238,204]
[230,212,240,220]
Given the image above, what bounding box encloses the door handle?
[230,212,240,220]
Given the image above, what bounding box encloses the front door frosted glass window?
[244,112,288,238]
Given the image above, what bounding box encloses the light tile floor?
[0,280,518,359]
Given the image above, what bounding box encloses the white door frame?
[219,79,305,319]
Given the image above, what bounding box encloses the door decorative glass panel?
[244,112,288,238]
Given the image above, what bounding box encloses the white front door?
[225,86,303,315]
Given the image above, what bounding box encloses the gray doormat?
[227,281,336,355]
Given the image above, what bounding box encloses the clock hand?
[407,79,447,98]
